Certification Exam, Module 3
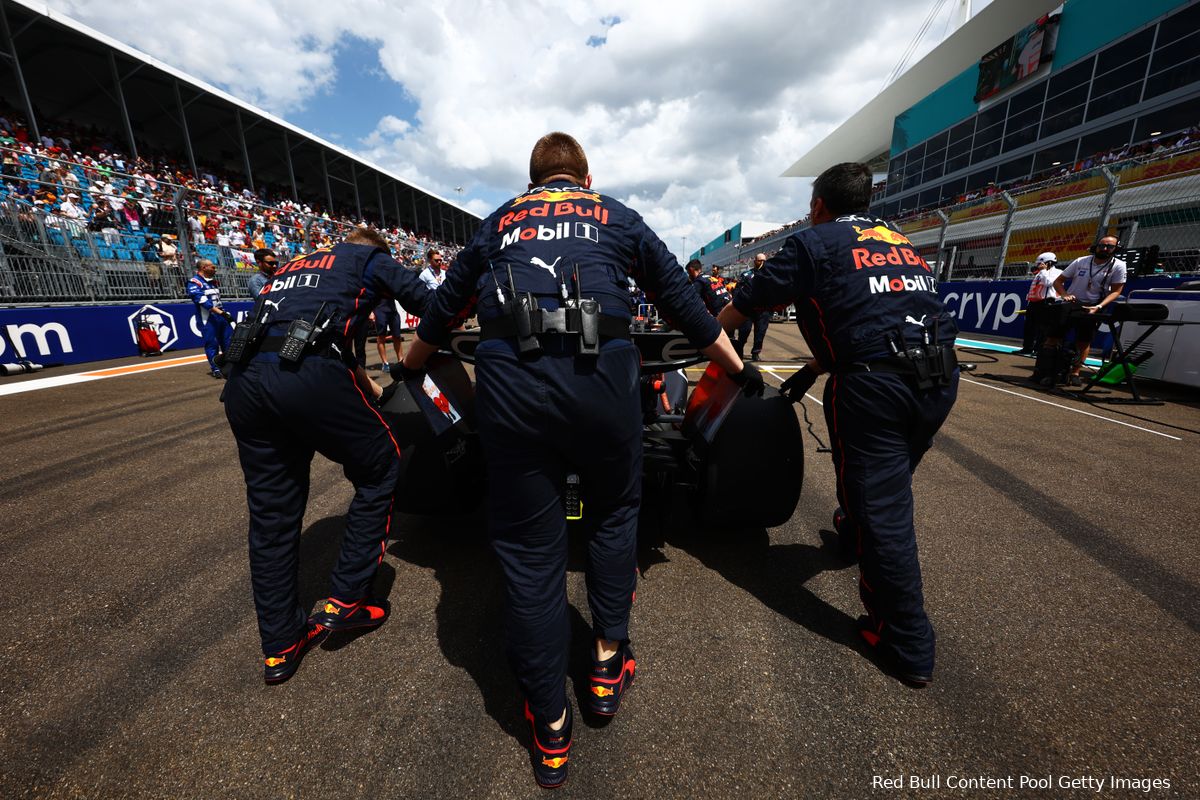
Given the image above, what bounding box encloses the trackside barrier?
[0,301,254,365]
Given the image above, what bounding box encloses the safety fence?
[894,145,1200,281]
[0,147,453,305]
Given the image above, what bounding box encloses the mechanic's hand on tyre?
[392,361,424,383]
[730,361,765,398]
[378,379,402,406]
[779,362,819,403]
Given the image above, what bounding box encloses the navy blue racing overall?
[417,181,721,722]
[223,242,432,655]
[732,215,959,677]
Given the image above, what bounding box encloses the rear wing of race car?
[445,328,708,374]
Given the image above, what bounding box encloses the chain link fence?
[897,145,1200,281]
[0,146,455,305]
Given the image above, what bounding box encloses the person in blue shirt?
[247,247,278,297]
[719,162,959,689]
[400,132,757,789]
[187,259,233,378]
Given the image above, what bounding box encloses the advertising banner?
[0,301,254,365]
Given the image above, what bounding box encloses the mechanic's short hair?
[529,132,589,185]
[685,258,702,273]
[812,162,873,215]
[345,226,389,249]
[426,248,441,262]
[254,247,274,262]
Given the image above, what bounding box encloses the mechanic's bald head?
[197,258,216,278]
[530,132,591,188]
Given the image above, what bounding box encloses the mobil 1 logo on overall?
[500,222,599,250]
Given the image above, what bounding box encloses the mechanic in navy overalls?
[719,162,959,688]
[400,133,753,788]
[222,228,432,685]
[686,258,729,315]
[187,258,233,378]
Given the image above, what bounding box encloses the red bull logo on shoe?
[264,655,287,667]
[541,757,568,769]
[854,225,912,246]
[591,685,615,697]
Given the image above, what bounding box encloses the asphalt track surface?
[1,323,1198,799]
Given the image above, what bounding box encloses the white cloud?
[43,0,967,254]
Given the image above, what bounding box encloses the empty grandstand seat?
[72,240,93,258]
[47,228,65,246]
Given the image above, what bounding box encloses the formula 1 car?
[378,328,805,540]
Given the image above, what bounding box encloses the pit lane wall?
[938,276,1191,343]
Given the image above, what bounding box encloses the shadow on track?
[668,524,867,656]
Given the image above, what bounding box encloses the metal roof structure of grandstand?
[783,0,1064,178]
[1,0,479,240]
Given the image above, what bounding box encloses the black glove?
[779,363,819,403]
[729,362,765,398]
[391,361,425,383]
[378,379,402,407]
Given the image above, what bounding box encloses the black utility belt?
[838,344,957,389]
[480,311,631,342]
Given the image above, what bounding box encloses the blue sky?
[43,0,970,251]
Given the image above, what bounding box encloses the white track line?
[761,365,823,405]
[0,354,209,397]
[959,376,1181,441]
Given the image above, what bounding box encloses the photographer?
[1041,236,1126,386]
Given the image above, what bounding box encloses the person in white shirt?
[418,248,447,290]
[1042,236,1127,386]
[1017,251,1059,356]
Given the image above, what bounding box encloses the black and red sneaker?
[308,597,390,633]
[524,701,572,789]
[857,616,933,688]
[263,623,328,685]
[588,643,636,717]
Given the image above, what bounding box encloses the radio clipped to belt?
[224,292,270,366]
[885,317,956,391]
[278,302,331,364]
[483,261,614,357]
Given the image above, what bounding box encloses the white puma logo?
[530,256,562,278]
[263,299,283,312]
[904,314,926,327]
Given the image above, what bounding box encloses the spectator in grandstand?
[419,247,446,290]
[248,247,278,296]
[718,161,958,689]
[187,258,233,379]
[1016,252,1059,357]
[1041,235,1127,386]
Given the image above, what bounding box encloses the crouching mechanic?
[187,258,233,378]
[401,132,754,788]
[222,227,432,684]
[718,162,959,687]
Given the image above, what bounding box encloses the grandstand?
[0,0,479,306]
[779,0,1200,286]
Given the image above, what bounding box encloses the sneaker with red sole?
[524,701,572,789]
[588,642,636,716]
[263,623,328,685]
[308,597,390,633]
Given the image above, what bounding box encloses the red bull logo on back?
[513,189,601,206]
[854,225,912,246]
